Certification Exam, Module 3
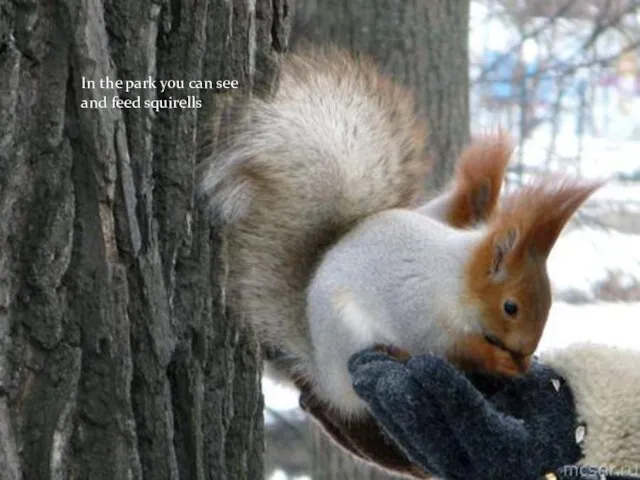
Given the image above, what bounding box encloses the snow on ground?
[547,226,640,300]
[268,470,311,480]
[539,301,640,352]
[264,378,303,419]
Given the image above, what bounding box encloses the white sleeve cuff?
[540,343,640,469]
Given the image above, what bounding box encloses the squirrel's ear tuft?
[500,178,603,259]
[490,227,518,276]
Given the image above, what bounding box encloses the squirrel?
[201,48,601,418]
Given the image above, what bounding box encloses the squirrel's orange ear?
[500,178,602,259]
[449,133,513,227]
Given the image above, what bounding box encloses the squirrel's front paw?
[372,343,412,362]
[486,347,531,377]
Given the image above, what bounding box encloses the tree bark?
[0,1,289,479]
[290,0,470,478]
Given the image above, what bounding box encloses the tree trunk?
[0,1,289,479]
[291,0,470,478]
[293,0,470,190]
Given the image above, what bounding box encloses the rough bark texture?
[293,0,470,190]
[289,0,470,478]
[0,1,290,479]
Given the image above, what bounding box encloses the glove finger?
[406,356,532,475]
[405,355,529,433]
[351,358,409,404]
[369,368,473,479]
[404,353,511,400]
[348,347,404,374]
[404,354,463,389]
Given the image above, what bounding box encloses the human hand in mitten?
[303,344,640,480]
[348,347,584,480]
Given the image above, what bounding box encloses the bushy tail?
[200,48,431,376]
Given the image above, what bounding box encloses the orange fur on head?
[447,133,513,228]
[496,178,603,259]
[463,177,602,377]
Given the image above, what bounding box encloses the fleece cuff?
[541,343,640,470]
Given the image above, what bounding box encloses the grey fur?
[200,48,430,380]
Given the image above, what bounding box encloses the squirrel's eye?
[503,300,518,317]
